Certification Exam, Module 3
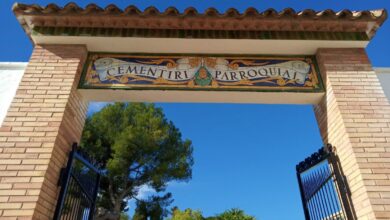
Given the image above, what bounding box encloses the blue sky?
[1,0,390,67]
[88,103,322,219]
[1,0,389,219]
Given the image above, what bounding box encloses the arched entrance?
[0,3,388,219]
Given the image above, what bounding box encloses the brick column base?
[0,45,88,219]
[315,48,390,220]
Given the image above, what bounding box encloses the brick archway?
[0,3,388,219]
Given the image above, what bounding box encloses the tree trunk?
[95,212,120,220]
[94,204,122,220]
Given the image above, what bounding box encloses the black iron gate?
[296,144,356,220]
[54,143,101,220]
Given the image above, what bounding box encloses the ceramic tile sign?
[80,54,323,92]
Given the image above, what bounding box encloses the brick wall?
[315,48,390,220]
[0,45,88,219]
[1,45,389,220]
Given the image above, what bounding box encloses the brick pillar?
[315,48,390,220]
[0,45,88,219]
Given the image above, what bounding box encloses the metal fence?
[296,144,356,220]
[54,143,101,220]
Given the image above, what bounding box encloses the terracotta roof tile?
[12,2,387,40]
[13,3,386,19]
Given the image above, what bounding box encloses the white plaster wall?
[376,68,390,101]
[0,63,27,126]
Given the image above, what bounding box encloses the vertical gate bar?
[330,162,348,220]
[308,198,317,220]
[305,174,318,220]
[71,175,82,219]
[296,145,358,220]
[326,166,340,217]
[54,143,102,220]
[65,177,73,220]
[67,175,75,219]
[331,173,347,220]
[327,166,339,218]
[89,173,101,220]
[327,154,347,220]
[323,171,337,219]
[74,179,83,220]
[315,168,331,219]
[69,179,78,220]
[81,188,86,219]
[322,168,334,220]
[297,171,311,220]
[84,192,90,218]
[76,192,85,220]
[73,174,86,220]
[63,182,69,220]
[53,143,77,220]
[313,169,327,219]
[320,169,333,220]
[69,178,77,220]
[329,152,356,220]
[326,145,347,220]
[307,174,319,220]
[330,172,345,219]
[308,171,322,220]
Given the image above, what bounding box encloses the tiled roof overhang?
[13,3,387,41]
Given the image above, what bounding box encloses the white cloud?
[134,181,189,200]
[135,185,156,200]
